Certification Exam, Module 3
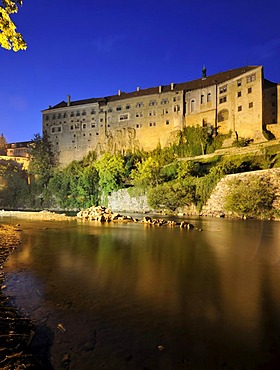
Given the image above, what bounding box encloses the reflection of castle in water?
[42,65,280,166]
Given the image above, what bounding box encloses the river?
[3,216,280,369]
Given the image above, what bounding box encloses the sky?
[1,0,280,143]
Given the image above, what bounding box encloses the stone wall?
[107,188,151,213]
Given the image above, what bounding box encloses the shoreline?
[0,224,53,369]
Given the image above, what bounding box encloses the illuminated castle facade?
[42,65,280,166]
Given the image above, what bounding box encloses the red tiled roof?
[46,66,262,110]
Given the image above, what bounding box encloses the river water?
[3,216,280,369]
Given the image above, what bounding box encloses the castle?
[42,65,280,166]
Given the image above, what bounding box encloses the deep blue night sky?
[1,0,280,142]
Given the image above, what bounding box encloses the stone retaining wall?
[108,168,280,216]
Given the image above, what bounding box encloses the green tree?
[130,156,162,190]
[0,0,26,51]
[94,152,125,195]
[28,133,57,206]
[0,133,7,155]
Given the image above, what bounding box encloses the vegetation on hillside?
[1,126,280,218]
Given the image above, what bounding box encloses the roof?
[44,66,262,111]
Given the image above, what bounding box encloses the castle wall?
[42,66,275,166]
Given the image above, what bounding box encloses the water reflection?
[4,218,280,369]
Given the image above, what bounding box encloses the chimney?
[202,65,207,79]
[170,82,174,91]
[159,85,162,93]
[67,95,71,107]
[118,89,121,96]
[136,86,140,92]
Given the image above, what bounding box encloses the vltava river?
[3,217,280,369]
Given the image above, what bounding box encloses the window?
[51,127,56,133]
[100,118,103,123]
[63,113,67,118]
[238,106,242,112]
[58,113,61,119]
[207,92,212,102]
[116,106,122,111]
[91,124,95,128]
[45,115,49,121]
[125,104,131,109]
[108,108,113,113]
[219,85,227,94]
[237,91,242,97]
[52,114,56,119]
[149,110,156,116]
[75,123,80,129]
[271,92,276,97]
[91,110,96,114]
[161,99,168,105]
[136,102,143,108]
[166,120,169,125]
[237,79,242,87]
[82,111,86,116]
[149,122,156,126]
[174,105,180,112]
[272,102,276,107]
[70,112,74,117]
[76,112,80,116]
[248,87,252,94]
[83,123,87,129]
[119,113,129,121]
[149,100,157,106]
[70,125,74,130]
[135,112,143,118]
[218,109,229,122]
[219,96,227,104]
[201,94,205,104]
[190,99,195,112]
[247,74,256,83]
[57,126,62,132]
[249,102,253,108]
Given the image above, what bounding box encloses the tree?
[0,0,26,51]
[130,156,162,190]
[0,133,7,155]
[94,152,125,195]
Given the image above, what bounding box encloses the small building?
[6,141,32,158]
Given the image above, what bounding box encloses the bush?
[224,176,277,219]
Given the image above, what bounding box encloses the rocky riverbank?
[0,224,53,369]
[0,209,75,221]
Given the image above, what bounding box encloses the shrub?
[224,176,277,219]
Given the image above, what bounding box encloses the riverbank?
[0,224,53,369]
[0,209,75,221]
